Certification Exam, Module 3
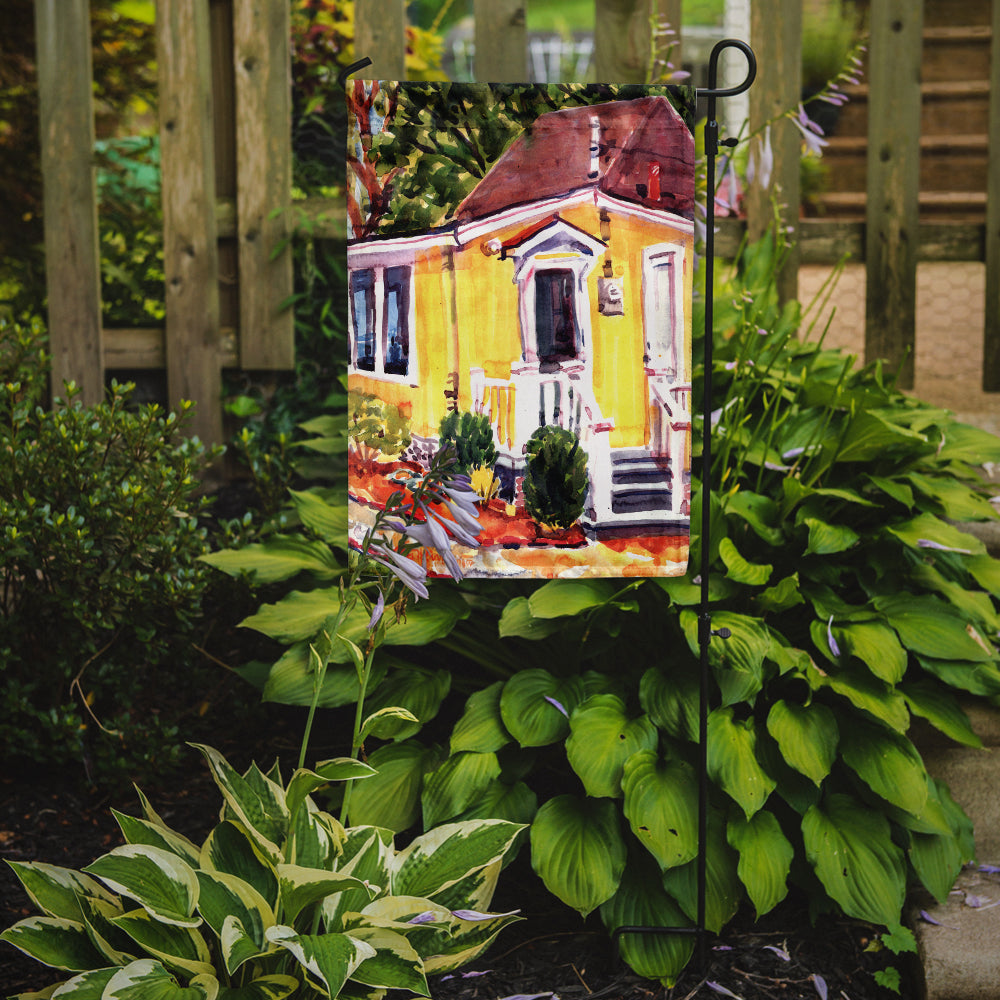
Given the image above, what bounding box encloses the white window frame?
[641,242,686,378]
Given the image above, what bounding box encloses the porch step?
[609,452,673,517]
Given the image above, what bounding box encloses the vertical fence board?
[157,0,223,444]
[233,0,294,369]
[34,0,103,404]
[746,0,801,303]
[654,0,683,80]
[983,0,1000,390]
[473,0,527,81]
[594,0,652,82]
[355,0,406,81]
[864,0,923,389]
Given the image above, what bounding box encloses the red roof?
[456,96,695,223]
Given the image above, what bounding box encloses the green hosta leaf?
[195,871,273,974]
[0,916,107,971]
[707,708,776,819]
[765,701,837,786]
[111,909,214,978]
[261,644,384,709]
[200,536,341,584]
[803,517,859,556]
[5,862,118,923]
[661,811,741,933]
[808,660,910,732]
[910,562,1000,632]
[393,820,524,900]
[363,667,451,740]
[289,488,348,544]
[755,573,805,614]
[347,740,442,832]
[103,959,218,1000]
[727,811,793,917]
[802,793,906,926]
[719,536,772,586]
[216,976,299,1000]
[360,706,421,742]
[906,472,998,522]
[421,751,502,828]
[839,718,929,817]
[453,779,538,827]
[566,695,658,798]
[916,655,1000,697]
[936,421,1000,464]
[874,594,995,662]
[112,812,201,868]
[599,853,694,987]
[200,822,278,910]
[724,490,784,545]
[277,865,374,925]
[346,926,429,994]
[83,846,200,928]
[836,621,907,684]
[499,670,584,747]
[886,512,985,557]
[450,682,511,754]
[967,553,1000,597]
[681,610,770,706]
[901,680,982,748]
[865,474,914,509]
[190,746,287,863]
[285,759,376,822]
[497,597,563,639]
[835,410,927,463]
[909,824,966,905]
[621,751,698,871]
[530,795,626,917]
[639,663,699,742]
[527,579,618,617]
[265,926,375,998]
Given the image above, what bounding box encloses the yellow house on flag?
[348,86,695,579]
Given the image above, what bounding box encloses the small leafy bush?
[348,392,411,463]
[438,410,498,475]
[523,425,588,528]
[0,318,218,782]
[1,743,523,998]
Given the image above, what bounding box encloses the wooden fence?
[33,0,1000,444]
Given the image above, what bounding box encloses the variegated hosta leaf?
[424,859,501,915]
[322,829,393,931]
[110,908,215,979]
[529,795,626,917]
[112,810,202,868]
[621,751,699,871]
[83,845,200,928]
[802,793,906,926]
[726,810,793,918]
[0,916,107,971]
[77,894,136,966]
[195,871,274,974]
[599,853,694,987]
[565,695,658,799]
[265,926,376,998]
[287,803,343,870]
[391,820,524,901]
[706,707,776,819]
[200,822,278,910]
[345,926,429,995]
[215,975,300,1000]
[661,811,742,934]
[276,864,375,925]
[450,681,511,754]
[421,751,502,829]
[4,862,118,922]
[47,966,118,997]
[102,959,218,999]
[420,907,522,975]
[285,760,376,823]
[499,670,585,747]
[765,700,838,786]
[190,745,287,863]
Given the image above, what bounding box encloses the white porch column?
[722,0,751,129]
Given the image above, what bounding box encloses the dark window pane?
[535,269,578,363]
[384,265,410,376]
[350,269,376,371]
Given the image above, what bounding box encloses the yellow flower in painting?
[469,464,500,504]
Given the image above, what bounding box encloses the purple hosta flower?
[715,157,741,215]
[405,507,464,580]
[369,542,429,600]
[827,616,841,658]
[441,970,493,981]
[407,911,438,925]
[812,974,828,1000]
[917,538,973,555]
[919,909,958,929]
[452,908,521,921]
[979,864,1000,874]
[544,695,569,718]
[707,982,742,999]
[791,104,828,157]
[763,944,791,962]
[747,124,774,191]
[497,994,558,1000]
[367,590,385,631]
[782,446,806,461]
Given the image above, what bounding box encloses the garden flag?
[347,83,696,579]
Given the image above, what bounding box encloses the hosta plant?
[1,744,523,999]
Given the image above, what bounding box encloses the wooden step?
[922,25,993,83]
[822,134,989,193]
[921,0,992,29]
[813,190,987,222]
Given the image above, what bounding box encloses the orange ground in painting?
[349,459,689,579]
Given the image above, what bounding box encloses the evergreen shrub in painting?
[523,425,589,529]
[438,409,498,475]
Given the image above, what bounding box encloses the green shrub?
[0,318,219,783]
[348,391,411,461]
[523,424,588,528]
[438,409,498,475]
[1,743,524,997]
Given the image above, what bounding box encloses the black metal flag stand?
[613,38,757,973]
